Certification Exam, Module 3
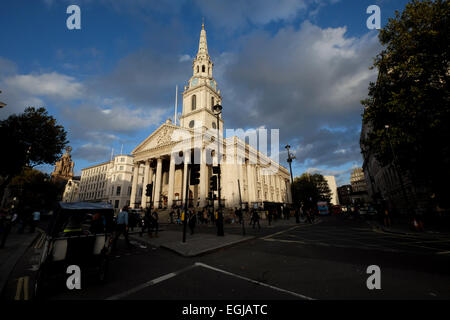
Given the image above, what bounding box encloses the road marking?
[195,262,315,300]
[261,225,303,240]
[264,238,306,244]
[436,251,450,255]
[34,232,46,249]
[14,276,29,300]
[105,264,197,300]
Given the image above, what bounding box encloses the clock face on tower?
[209,80,216,90]
[191,78,199,87]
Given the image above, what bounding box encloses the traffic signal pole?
[182,165,190,243]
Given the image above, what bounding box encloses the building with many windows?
[62,177,81,203]
[78,155,144,212]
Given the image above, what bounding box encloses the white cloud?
[4,72,84,100]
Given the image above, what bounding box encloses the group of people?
[111,205,159,251]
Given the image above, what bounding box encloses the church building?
[130,23,291,210]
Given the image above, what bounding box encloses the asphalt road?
[4,215,450,300]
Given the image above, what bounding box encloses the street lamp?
[285,144,295,184]
[285,144,298,222]
[213,104,224,236]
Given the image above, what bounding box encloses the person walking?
[169,207,175,224]
[30,210,40,233]
[112,206,131,250]
[152,209,159,237]
[251,210,261,230]
[268,210,273,226]
[140,208,152,237]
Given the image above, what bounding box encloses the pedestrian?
[236,207,243,225]
[30,210,40,233]
[140,208,152,237]
[152,209,159,237]
[177,207,181,224]
[189,210,197,235]
[169,207,175,224]
[267,210,272,226]
[251,210,261,230]
[112,206,131,250]
[295,206,300,224]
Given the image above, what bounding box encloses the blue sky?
[0,0,411,185]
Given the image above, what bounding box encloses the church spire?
[197,19,209,58]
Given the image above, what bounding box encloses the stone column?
[141,160,150,208]
[130,162,140,208]
[199,148,207,207]
[168,154,176,208]
[153,158,163,208]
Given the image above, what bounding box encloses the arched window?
[192,94,196,110]
[197,65,199,73]
[202,65,205,72]
[211,96,214,109]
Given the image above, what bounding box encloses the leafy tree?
[0,107,68,201]
[292,173,332,208]
[361,0,450,208]
[8,168,63,210]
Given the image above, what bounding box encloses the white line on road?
[194,262,315,300]
[105,264,197,300]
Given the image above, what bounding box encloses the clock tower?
[180,22,223,135]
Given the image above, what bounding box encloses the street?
[3,215,450,300]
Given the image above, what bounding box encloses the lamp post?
[285,144,295,184]
[213,104,224,236]
[285,144,298,222]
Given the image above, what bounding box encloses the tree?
[0,107,68,201]
[8,168,63,211]
[361,0,450,208]
[292,173,332,208]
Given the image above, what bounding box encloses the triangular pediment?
[132,123,192,155]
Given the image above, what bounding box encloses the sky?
[0,0,412,186]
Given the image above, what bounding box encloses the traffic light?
[209,175,217,191]
[145,183,153,197]
[190,164,200,185]
[212,166,220,174]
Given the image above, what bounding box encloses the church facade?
[130,23,291,210]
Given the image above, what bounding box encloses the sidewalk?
[0,227,42,294]
[130,230,255,257]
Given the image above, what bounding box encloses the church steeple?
[197,20,209,58]
[192,21,213,78]
[180,21,222,133]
